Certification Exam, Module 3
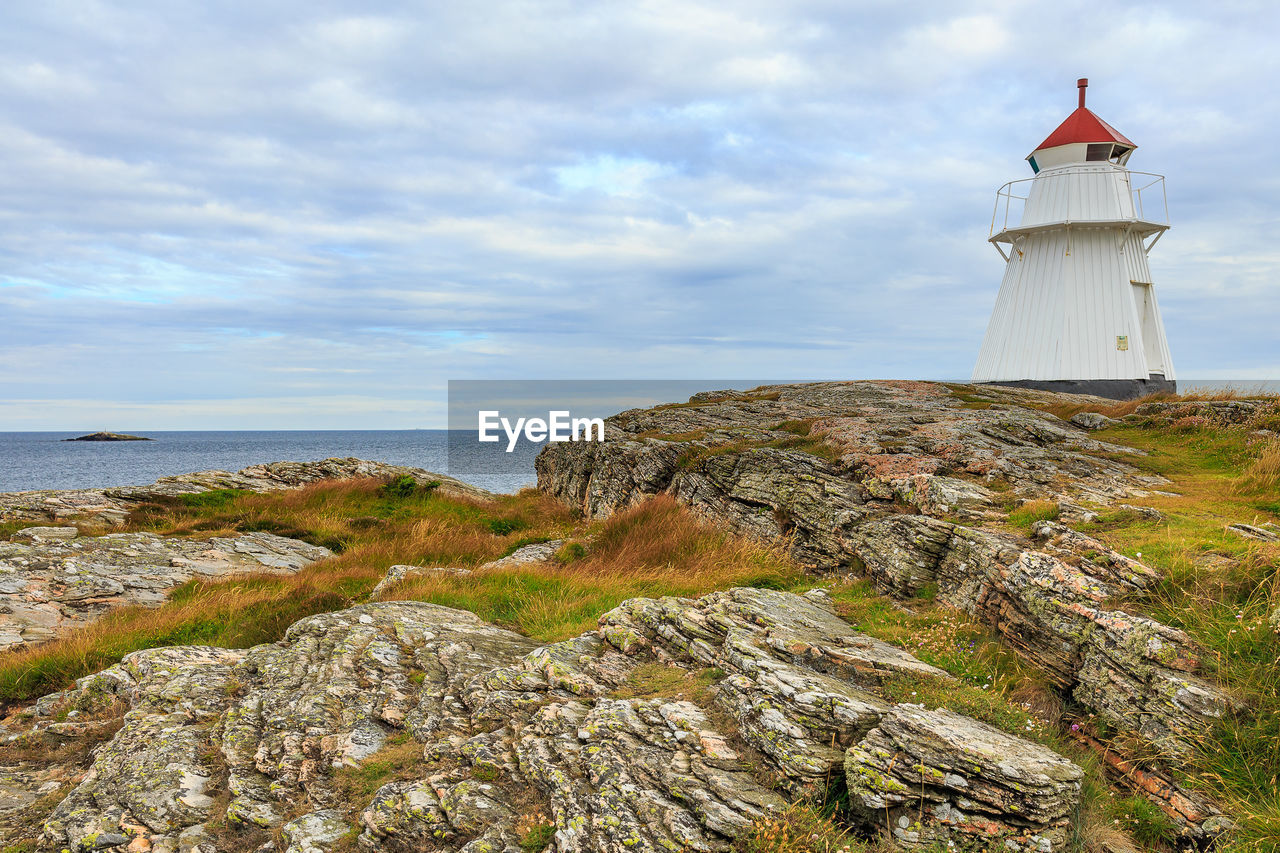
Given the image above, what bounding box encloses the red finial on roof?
[1077,78,1088,108]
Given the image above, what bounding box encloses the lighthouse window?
[1086,143,1114,161]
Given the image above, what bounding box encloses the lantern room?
[1027,79,1136,173]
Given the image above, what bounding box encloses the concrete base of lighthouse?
[982,375,1176,401]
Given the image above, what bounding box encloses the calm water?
[0,431,541,495]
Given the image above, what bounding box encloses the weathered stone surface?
[1226,522,1279,542]
[18,589,1082,853]
[1117,503,1166,522]
[479,539,564,570]
[1126,398,1280,429]
[846,705,1082,850]
[0,458,490,526]
[538,382,1161,528]
[220,602,539,827]
[1070,411,1118,430]
[370,541,565,599]
[0,530,331,651]
[535,383,1229,754]
[9,527,80,543]
[39,646,245,852]
[279,810,352,853]
[848,515,1230,753]
[370,564,473,598]
[1071,731,1236,842]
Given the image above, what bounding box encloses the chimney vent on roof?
[1078,78,1088,108]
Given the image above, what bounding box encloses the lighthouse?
[972,79,1175,400]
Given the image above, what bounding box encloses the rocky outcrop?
[12,588,1084,853]
[848,517,1231,754]
[0,459,490,526]
[1069,411,1117,431]
[368,540,563,599]
[0,528,331,651]
[1125,398,1280,430]
[534,382,1232,778]
[537,382,1163,526]
[63,433,152,442]
[1225,522,1279,542]
[846,705,1081,849]
[1071,732,1236,842]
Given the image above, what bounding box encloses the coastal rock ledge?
[7,588,1083,853]
[0,458,490,526]
[0,529,333,651]
[536,380,1238,839]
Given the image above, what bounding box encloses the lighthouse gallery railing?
[989,170,1168,238]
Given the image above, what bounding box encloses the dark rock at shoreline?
[63,432,152,442]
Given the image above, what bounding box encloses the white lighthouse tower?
[972,79,1175,400]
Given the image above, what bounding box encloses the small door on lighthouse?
[1130,282,1166,376]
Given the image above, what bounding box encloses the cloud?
[1,0,1278,428]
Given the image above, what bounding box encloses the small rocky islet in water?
[62,432,152,442]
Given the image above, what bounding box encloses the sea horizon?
[3,379,1278,495]
[0,429,544,495]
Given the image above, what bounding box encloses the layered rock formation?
[535,381,1235,837]
[537,382,1165,528]
[8,589,1084,853]
[0,528,333,651]
[0,458,490,526]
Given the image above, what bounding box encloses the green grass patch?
[943,383,998,410]
[1007,499,1061,533]
[611,663,724,703]
[518,823,555,852]
[1074,423,1280,848]
[333,732,423,803]
[178,489,254,511]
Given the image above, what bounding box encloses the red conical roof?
[1033,78,1134,151]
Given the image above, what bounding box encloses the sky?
[1,0,1278,429]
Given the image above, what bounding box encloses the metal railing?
[989,170,1168,238]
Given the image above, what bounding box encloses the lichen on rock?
[0,529,332,651]
[19,588,1087,853]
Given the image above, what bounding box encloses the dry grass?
[379,495,802,640]
[1037,388,1276,423]
[0,479,578,703]
[1241,439,1280,492]
[735,804,861,853]
[0,487,798,703]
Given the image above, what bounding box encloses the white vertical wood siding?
[1022,165,1136,224]
[973,162,1174,383]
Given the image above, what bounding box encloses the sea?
[0,431,544,495]
[1,379,1274,495]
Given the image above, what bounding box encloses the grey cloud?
[1,0,1278,427]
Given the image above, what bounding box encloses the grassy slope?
[1074,424,1280,850]
[2,402,1278,851]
